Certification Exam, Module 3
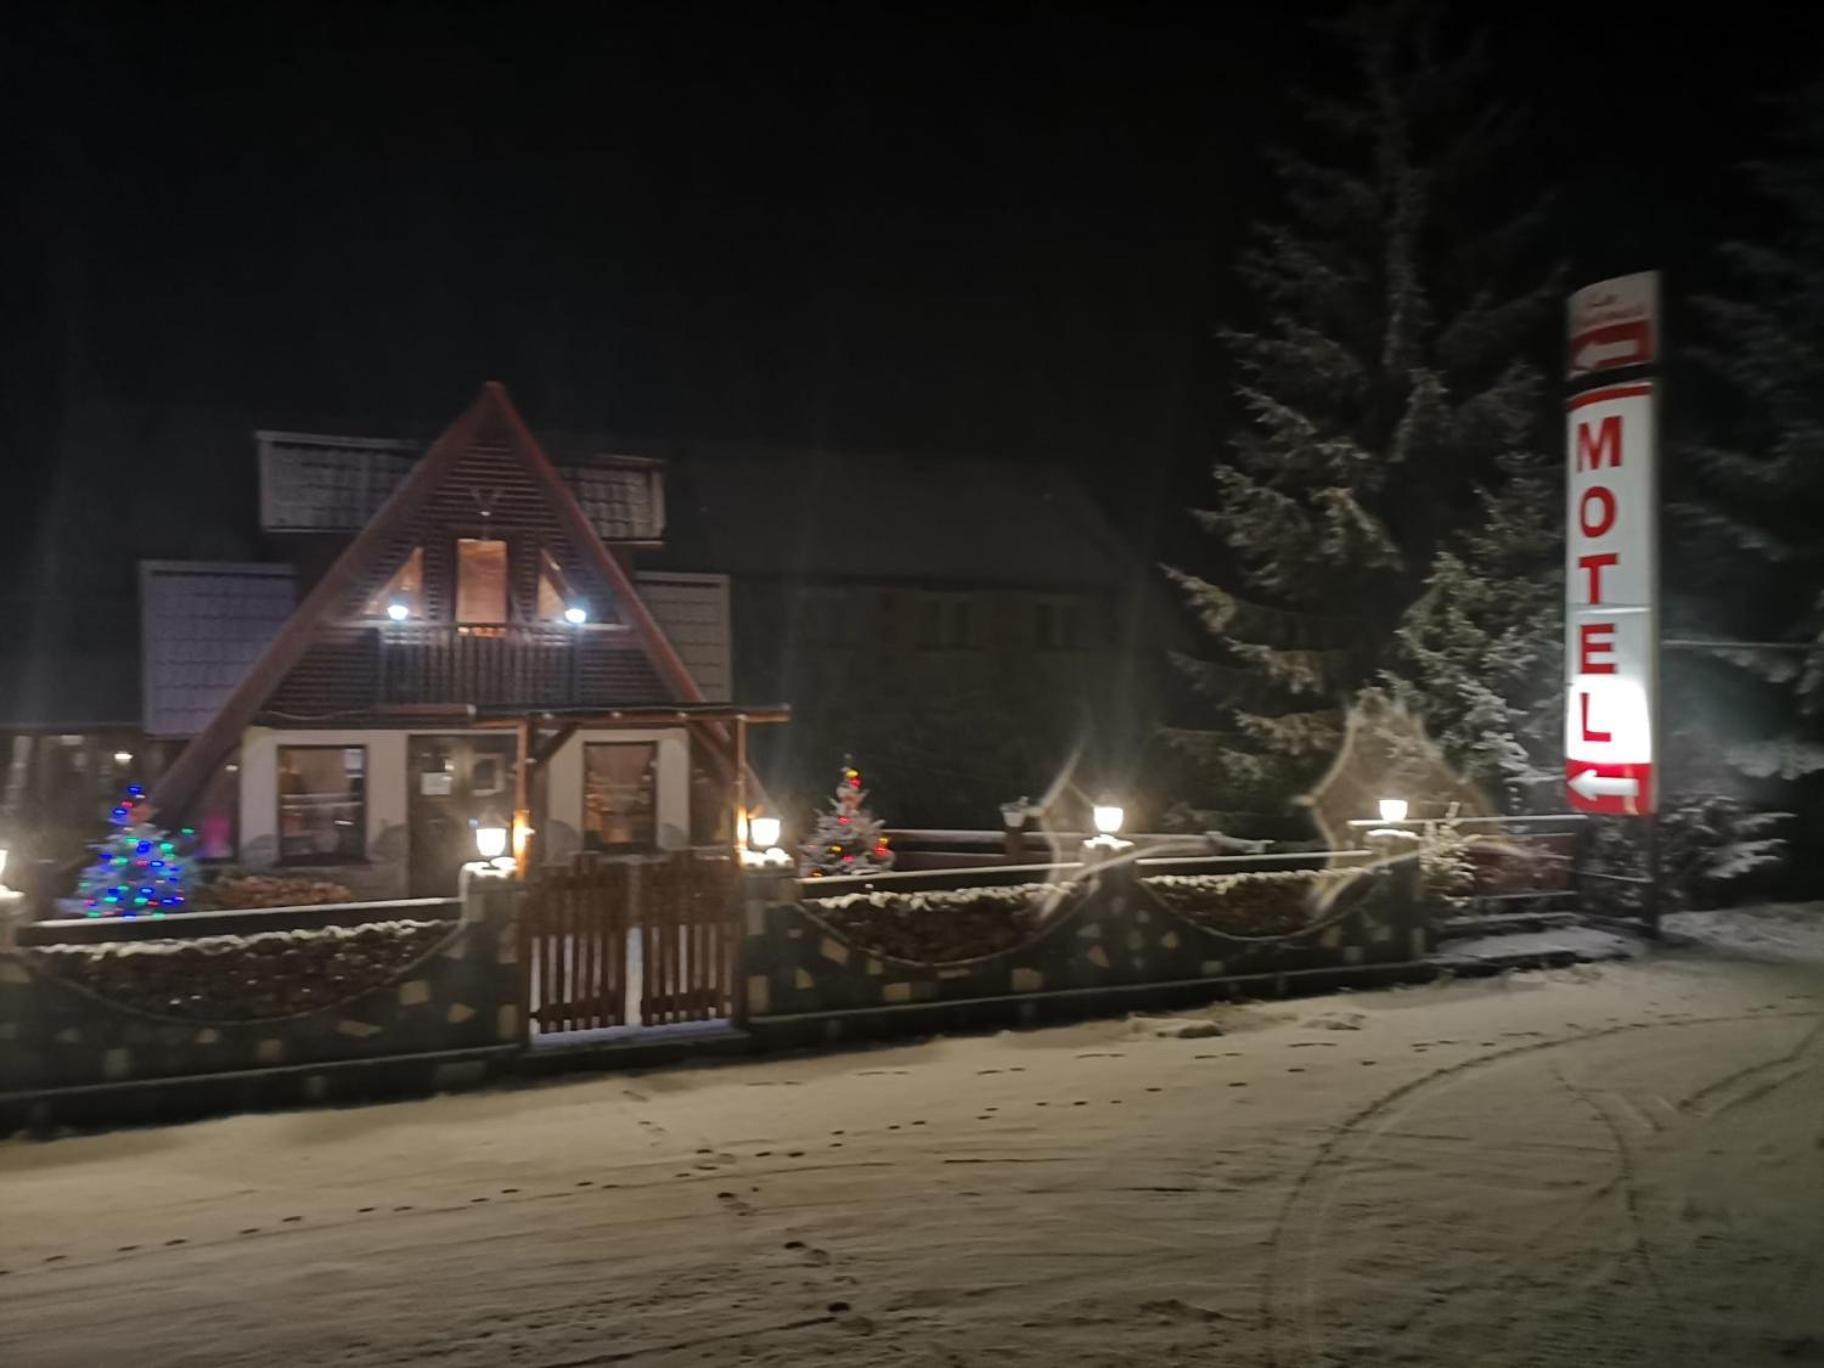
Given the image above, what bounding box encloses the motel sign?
[1564,275,1660,816]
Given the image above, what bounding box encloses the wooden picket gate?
[523,852,742,1036]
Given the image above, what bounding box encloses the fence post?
[734,868,795,1024]
[0,886,25,953]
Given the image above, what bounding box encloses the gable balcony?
[375,622,661,708]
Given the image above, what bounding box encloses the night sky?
[3,1,1822,712]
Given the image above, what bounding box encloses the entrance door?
[408,734,517,896]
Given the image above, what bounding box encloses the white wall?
[541,728,691,862]
[238,727,411,897]
[239,725,694,892]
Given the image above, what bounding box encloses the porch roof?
[369,701,791,727]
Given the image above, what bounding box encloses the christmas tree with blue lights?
[77,786,194,917]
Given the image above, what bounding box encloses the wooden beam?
[530,722,580,768]
[514,715,535,876]
[734,715,749,852]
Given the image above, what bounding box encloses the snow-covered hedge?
[804,882,1073,964]
[1143,868,1360,936]
[28,919,450,1021]
[190,873,357,911]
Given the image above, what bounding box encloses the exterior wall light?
[563,605,588,625]
[475,818,509,861]
[748,814,782,849]
[1377,798,1410,824]
[386,601,410,622]
[113,750,134,765]
[1091,802,1125,836]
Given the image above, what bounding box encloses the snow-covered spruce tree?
[1162,4,1556,823]
[1379,448,1562,811]
[1677,81,1824,794]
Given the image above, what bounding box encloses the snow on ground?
[1435,923,1642,966]
[2,911,1822,1367]
[1668,900,1824,962]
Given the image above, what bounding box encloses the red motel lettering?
[1576,415,1621,471]
[1578,622,1616,673]
[1577,552,1617,603]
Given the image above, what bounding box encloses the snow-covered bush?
[1143,869,1360,936]
[29,920,449,1020]
[1417,822,1476,912]
[804,883,1073,964]
[1583,796,1789,913]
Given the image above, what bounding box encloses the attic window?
[366,547,424,620]
[457,538,509,625]
[537,550,582,623]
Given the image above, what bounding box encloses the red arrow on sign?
[1569,319,1653,375]
[1565,761,1655,816]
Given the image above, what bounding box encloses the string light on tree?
[76,785,195,918]
[799,762,895,877]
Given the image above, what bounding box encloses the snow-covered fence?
[17,896,463,946]
[740,850,1427,1038]
[0,876,522,1130]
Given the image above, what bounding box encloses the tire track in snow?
[1261,1009,1821,1368]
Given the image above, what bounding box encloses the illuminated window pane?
[537,550,572,622]
[277,745,366,862]
[366,547,424,618]
[582,743,657,851]
[457,538,509,624]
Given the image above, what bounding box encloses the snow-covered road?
[3,908,1822,1367]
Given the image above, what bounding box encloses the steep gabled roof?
[151,382,707,815]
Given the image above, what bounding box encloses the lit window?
[537,550,583,623]
[457,538,509,625]
[366,547,424,619]
[277,745,366,863]
[582,743,657,852]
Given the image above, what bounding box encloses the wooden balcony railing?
[377,623,590,707]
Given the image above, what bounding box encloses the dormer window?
[366,547,424,620]
[457,537,509,625]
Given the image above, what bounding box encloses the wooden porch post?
[514,715,536,876]
[733,714,748,853]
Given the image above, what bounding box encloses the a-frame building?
[152,383,768,897]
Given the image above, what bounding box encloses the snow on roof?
[140,561,297,738]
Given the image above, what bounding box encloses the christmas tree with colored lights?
[799,763,894,878]
[77,786,194,917]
